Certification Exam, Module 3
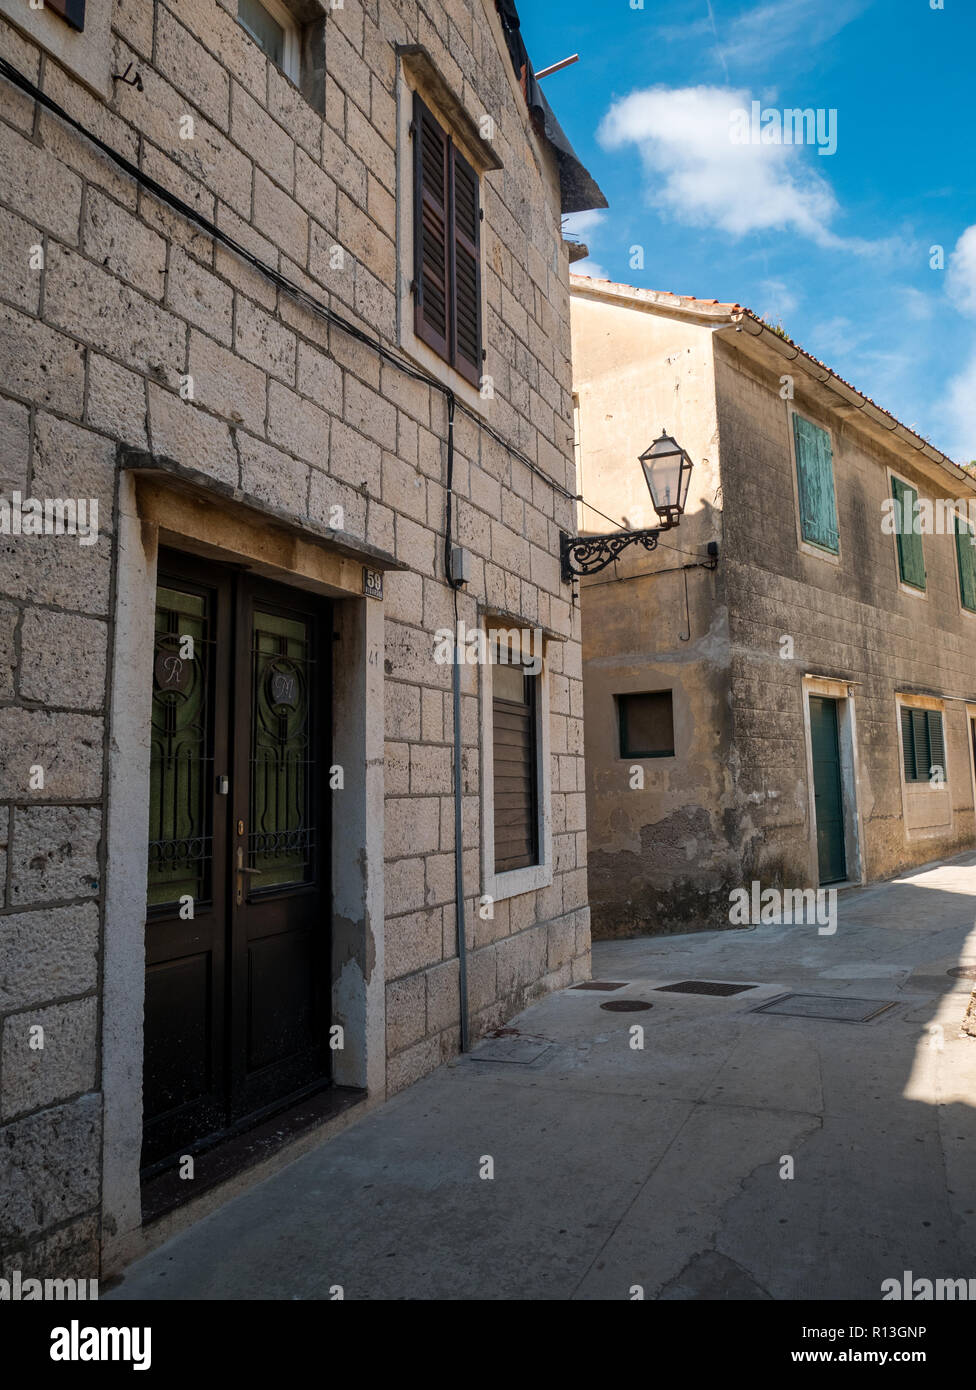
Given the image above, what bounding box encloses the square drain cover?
[655,980,758,997]
[754,994,896,1022]
[571,981,628,991]
[470,1038,552,1064]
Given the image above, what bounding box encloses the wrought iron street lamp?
[560,431,694,582]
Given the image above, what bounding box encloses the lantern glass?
[639,433,692,521]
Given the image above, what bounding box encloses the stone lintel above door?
[121,449,404,601]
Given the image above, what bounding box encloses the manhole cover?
[470,1038,552,1064]
[600,999,653,1012]
[655,980,757,997]
[754,994,896,1023]
[571,981,628,991]
[948,966,976,980]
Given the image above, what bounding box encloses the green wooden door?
[809,696,847,885]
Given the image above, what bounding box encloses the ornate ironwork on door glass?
[249,608,315,889]
[148,585,214,908]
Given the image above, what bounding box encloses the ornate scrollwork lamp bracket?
[559,526,669,583]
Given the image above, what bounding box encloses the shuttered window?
[492,662,538,873]
[413,92,482,386]
[793,414,839,553]
[901,707,946,782]
[955,514,976,612]
[892,476,926,590]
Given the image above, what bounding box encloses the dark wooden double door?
[142,550,332,1173]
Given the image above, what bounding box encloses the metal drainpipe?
[452,642,469,1052]
[445,394,470,1052]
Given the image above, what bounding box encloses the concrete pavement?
[107,853,976,1300]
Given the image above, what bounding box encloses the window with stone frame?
[492,659,540,874]
[901,706,945,783]
[236,0,326,112]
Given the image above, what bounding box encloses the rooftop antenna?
[534,53,579,79]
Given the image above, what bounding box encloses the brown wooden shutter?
[450,145,482,386]
[493,667,538,873]
[413,92,450,361]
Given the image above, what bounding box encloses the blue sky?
[519,0,976,460]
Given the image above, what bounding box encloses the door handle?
[236,846,262,904]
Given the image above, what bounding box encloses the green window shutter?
[892,476,926,589]
[955,515,976,611]
[793,414,838,552]
[901,706,943,782]
[901,705,917,780]
[911,709,930,781]
[926,711,945,779]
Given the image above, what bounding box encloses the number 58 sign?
[362,567,383,600]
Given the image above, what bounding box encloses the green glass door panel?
[249,608,314,890]
[810,695,846,885]
[148,585,213,908]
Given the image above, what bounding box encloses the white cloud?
[715,0,872,69]
[598,85,847,247]
[900,287,936,322]
[562,210,606,240]
[940,226,976,460]
[757,278,798,322]
[943,348,976,463]
[562,211,608,281]
[653,0,871,77]
[571,259,608,280]
[947,225,976,316]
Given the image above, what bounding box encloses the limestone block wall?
[0,0,590,1279]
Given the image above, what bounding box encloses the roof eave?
[718,314,971,493]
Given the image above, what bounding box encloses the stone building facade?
[572,275,976,938]
[0,0,599,1279]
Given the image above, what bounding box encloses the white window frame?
[237,0,301,84]
[480,638,553,904]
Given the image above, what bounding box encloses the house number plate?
[363,567,383,600]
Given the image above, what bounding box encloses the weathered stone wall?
[573,283,976,938]
[716,338,976,888]
[0,0,590,1278]
[570,287,733,937]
